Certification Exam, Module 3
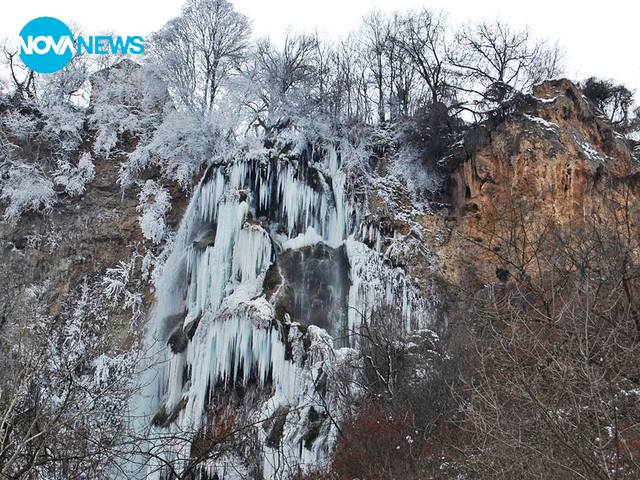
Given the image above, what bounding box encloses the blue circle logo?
[19,17,74,74]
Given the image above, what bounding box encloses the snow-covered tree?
[137,180,171,244]
[54,152,95,196]
[0,163,56,223]
[122,109,217,188]
[0,277,143,480]
[242,33,320,134]
[89,61,166,158]
[150,0,251,112]
[40,101,86,153]
[1,110,39,144]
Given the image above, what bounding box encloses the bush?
[582,77,635,128]
[54,152,95,196]
[1,164,56,223]
[137,179,171,244]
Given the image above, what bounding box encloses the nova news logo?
[18,16,144,74]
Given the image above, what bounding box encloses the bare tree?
[2,47,36,101]
[450,20,563,105]
[151,0,251,112]
[451,186,640,480]
[332,35,373,124]
[396,10,451,108]
[582,77,636,128]
[0,282,144,479]
[243,32,319,134]
[360,11,392,124]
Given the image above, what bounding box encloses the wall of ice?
[134,142,434,479]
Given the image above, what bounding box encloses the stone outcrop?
[358,79,639,294]
[441,79,639,284]
[448,79,637,214]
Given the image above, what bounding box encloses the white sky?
[1,0,639,95]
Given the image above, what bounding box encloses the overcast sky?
[1,0,639,95]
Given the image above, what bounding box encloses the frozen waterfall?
[133,143,432,479]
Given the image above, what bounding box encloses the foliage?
[54,152,95,196]
[448,195,640,479]
[582,76,636,130]
[137,180,171,244]
[101,256,144,319]
[0,163,56,223]
[0,278,142,479]
[89,62,167,158]
[122,109,217,188]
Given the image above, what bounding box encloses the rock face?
[449,79,636,211]
[440,79,640,284]
[264,243,350,339]
[1,150,132,338]
[0,66,183,355]
[1,75,637,479]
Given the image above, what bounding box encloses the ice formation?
[133,143,434,479]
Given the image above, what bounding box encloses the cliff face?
[0,152,138,338]
[0,63,187,356]
[0,151,188,338]
[1,75,637,479]
[440,79,640,284]
[5,78,632,352]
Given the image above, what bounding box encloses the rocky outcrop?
[439,79,640,284]
[448,80,636,211]
[357,79,639,294]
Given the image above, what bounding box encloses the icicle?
[134,142,434,479]
[232,224,272,283]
